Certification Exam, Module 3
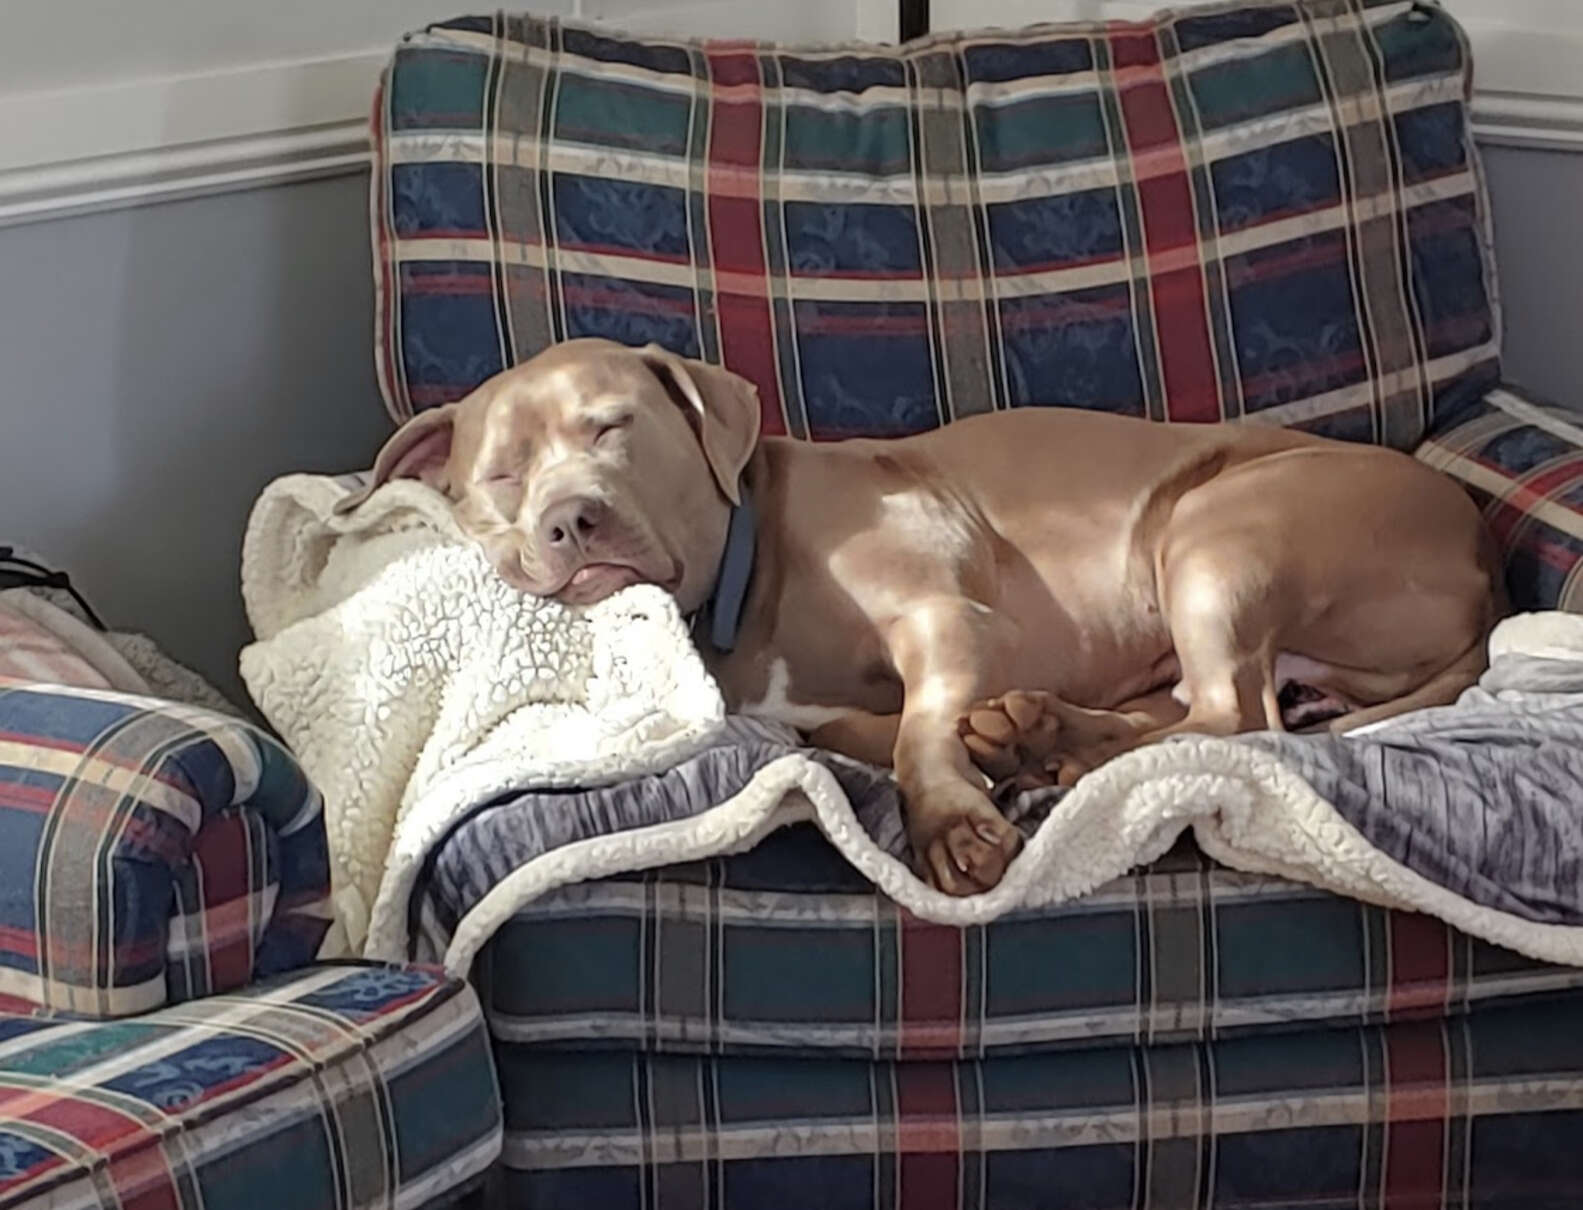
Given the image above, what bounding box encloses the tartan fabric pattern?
[1416,386,1583,613]
[475,827,1583,1062]
[0,963,501,1210]
[372,0,1501,449]
[0,681,332,1018]
[495,994,1583,1209]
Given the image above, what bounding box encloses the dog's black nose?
[542,497,604,550]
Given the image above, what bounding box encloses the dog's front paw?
[959,690,1141,792]
[958,690,1063,788]
[907,784,1023,896]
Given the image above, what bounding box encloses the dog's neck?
[693,476,758,654]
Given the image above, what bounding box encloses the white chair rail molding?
[0,0,856,227]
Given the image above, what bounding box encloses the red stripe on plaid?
[898,915,963,1059]
[192,816,256,993]
[1485,510,1580,576]
[703,47,787,438]
[1481,453,1583,550]
[107,1144,182,1210]
[408,384,478,407]
[1107,27,1221,424]
[1382,913,1449,1207]
[1383,1021,1449,1210]
[894,1064,960,1210]
[0,921,165,966]
[1387,913,1450,1021]
[1,1088,155,1146]
[399,272,495,297]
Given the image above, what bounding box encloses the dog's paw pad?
[957,691,1061,781]
[923,814,1022,896]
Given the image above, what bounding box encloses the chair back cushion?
[373,0,1500,449]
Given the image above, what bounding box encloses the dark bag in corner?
[0,545,106,630]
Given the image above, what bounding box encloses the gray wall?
[0,174,390,706]
[1481,145,1583,408]
[0,146,1578,707]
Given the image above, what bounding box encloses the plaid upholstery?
[0,963,501,1210]
[0,681,332,1018]
[1417,386,1583,613]
[496,994,1583,1209]
[475,827,1583,1062]
[373,0,1500,449]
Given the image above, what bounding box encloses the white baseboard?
[0,7,1578,229]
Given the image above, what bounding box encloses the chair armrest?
[0,680,331,1016]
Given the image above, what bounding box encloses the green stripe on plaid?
[474,830,1583,1062]
[1416,386,1583,612]
[0,964,500,1209]
[494,994,1583,1208]
[373,0,1500,446]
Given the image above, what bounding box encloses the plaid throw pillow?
[373,0,1499,449]
[1417,387,1583,613]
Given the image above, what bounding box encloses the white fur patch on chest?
[737,658,852,730]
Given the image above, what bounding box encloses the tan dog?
[342,338,1504,895]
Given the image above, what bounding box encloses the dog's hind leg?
[1318,636,1487,733]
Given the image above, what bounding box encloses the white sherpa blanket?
[241,475,725,954]
[242,474,1583,975]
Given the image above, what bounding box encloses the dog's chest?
[728,657,861,729]
[703,604,902,726]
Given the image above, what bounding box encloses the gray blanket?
[413,650,1583,962]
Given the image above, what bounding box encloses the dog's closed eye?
[592,414,633,445]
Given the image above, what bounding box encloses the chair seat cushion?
[495,995,1583,1210]
[475,825,1583,1062]
[0,963,500,1210]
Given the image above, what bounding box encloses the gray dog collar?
[696,484,756,654]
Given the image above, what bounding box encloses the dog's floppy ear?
[333,404,457,515]
[640,345,761,506]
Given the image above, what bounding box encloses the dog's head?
[339,338,761,610]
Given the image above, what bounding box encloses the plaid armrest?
[1417,386,1583,612]
[0,680,332,1017]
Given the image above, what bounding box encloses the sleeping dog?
[340,338,1505,894]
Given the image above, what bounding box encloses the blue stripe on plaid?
[473,828,1583,1063]
[0,964,500,1209]
[0,681,331,1018]
[372,0,1500,450]
[493,994,1583,1209]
